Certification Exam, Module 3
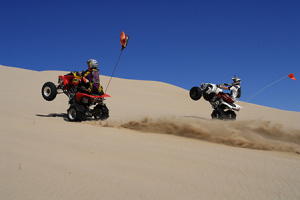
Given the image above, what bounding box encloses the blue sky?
[1,0,299,112]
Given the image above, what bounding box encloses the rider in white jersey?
[219,75,241,102]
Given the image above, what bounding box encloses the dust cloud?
[88,116,300,153]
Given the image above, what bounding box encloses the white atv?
[190,83,242,120]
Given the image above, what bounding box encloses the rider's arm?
[83,70,90,77]
[220,85,229,90]
[220,83,233,90]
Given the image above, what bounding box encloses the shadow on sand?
[36,113,98,122]
[36,113,69,121]
[181,115,210,120]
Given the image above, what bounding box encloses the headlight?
[96,99,106,105]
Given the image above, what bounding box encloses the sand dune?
[1,65,300,199]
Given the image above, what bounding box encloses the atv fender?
[71,104,86,114]
[75,92,111,102]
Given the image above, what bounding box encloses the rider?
[81,59,104,95]
[219,75,241,103]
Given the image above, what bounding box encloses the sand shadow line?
[36,113,97,122]
[36,113,69,121]
[181,115,210,120]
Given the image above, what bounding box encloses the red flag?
[120,31,129,50]
[288,73,296,81]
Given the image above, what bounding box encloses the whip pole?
[246,75,288,102]
[105,50,123,93]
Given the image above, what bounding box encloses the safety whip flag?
[288,73,296,81]
[105,31,130,93]
[120,31,129,50]
[247,72,297,102]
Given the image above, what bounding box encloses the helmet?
[200,83,208,90]
[231,75,241,85]
[87,59,98,69]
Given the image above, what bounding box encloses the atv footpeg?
[210,101,220,109]
[86,112,93,117]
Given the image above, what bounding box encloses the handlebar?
[220,83,229,86]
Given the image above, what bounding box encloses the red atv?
[41,71,110,122]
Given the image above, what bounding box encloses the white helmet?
[231,75,241,85]
[87,59,98,69]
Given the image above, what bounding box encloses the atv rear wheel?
[42,82,57,101]
[67,106,86,122]
[211,109,225,120]
[189,86,202,101]
[67,107,78,122]
[224,110,236,120]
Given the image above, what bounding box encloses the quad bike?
[189,83,242,120]
[41,71,110,122]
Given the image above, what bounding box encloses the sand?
[1,64,300,199]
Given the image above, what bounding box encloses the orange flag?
[120,31,129,50]
[288,73,296,81]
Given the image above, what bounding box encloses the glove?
[224,83,229,86]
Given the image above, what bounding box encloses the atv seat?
[90,93,103,97]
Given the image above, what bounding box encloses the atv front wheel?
[224,110,236,120]
[42,82,57,101]
[189,86,202,101]
[100,106,109,120]
[94,105,109,120]
[211,109,225,120]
